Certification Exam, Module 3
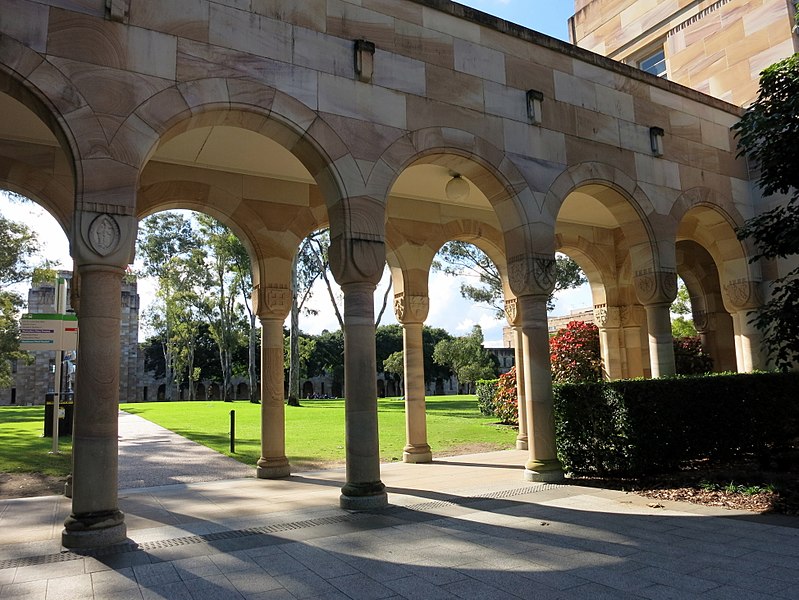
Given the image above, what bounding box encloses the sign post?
[19,278,76,453]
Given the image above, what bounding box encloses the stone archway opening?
[0,85,80,408]
[383,151,523,465]
[676,203,755,372]
[556,182,656,379]
[135,208,261,406]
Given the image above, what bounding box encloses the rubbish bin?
[43,394,74,437]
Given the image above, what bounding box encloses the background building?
[0,273,141,405]
[570,0,799,106]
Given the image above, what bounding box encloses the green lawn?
[120,395,516,470]
[0,406,73,476]
[0,396,515,477]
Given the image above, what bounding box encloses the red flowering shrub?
[673,336,713,375]
[550,321,602,384]
[493,367,518,426]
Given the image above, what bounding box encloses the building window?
[639,48,667,78]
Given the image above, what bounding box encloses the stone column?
[505,299,527,450]
[620,304,646,378]
[508,254,563,482]
[330,234,387,509]
[63,211,136,549]
[635,270,678,378]
[593,304,623,380]
[394,293,432,463]
[255,286,292,478]
[693,309,736,372]
[723,279,765,372]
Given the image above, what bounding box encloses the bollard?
[230,409,236,453]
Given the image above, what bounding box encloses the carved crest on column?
[504,298,519,326]
[508,254,556,297]
[394,293,429,323]
[87,214,121,257]
[593,304,620,328]
[265,287,290,314]
[723,279,762,310]
[692,309,709,333]
[634,268,677,305]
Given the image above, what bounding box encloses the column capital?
[691,309,713,334]
[508,253,556,298]
[394,292,429,324]
[620,304,646,327]
[634,268,677,306]
[722,278,762,311]
[72,211,136,268]
[593,304,620,329]
[329,235,385,286]
[254,284,291,320]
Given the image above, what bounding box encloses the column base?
[340,481,388,510]
[64,474,72,498]
[62,510,127,549]
[515,436,528,451]
[257,457,291,479]
[403,444,432,463]
[340,492,388,510]
[523,459,565,483]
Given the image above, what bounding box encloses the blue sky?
[456,0,573,40]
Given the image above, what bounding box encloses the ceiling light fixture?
[445,175,470,202]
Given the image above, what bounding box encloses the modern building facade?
[570,0,799,106]
[0,0,781,548]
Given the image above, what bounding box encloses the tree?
[308,329,344,396]
[549,321,602,383]
[221,229,259,403]
[375,324,403,372]
[422,326,454,387]
[671,280,698,337]
[433,242,587,316]
[732,52,799,370]
[197,214,247,402]
[287,230,328,405]
[382,350,404,393]
[432,325,498,393]
[0,212,46,387]
[137,213,205,401]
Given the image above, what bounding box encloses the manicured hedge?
[553,372,799,476]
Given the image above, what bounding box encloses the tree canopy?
[432,325,498,391]
[433,242,587,316]
[0,211,43,387]
[732,52,799,369]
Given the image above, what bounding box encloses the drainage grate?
[0,483,559,571]
[398,484,560,512]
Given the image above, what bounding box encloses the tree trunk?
[248,316,258,403]
[288,292,301,406]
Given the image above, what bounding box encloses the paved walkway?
[1,413,798,599]
[117,411,253,489]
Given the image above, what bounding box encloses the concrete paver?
[1,412,798,599]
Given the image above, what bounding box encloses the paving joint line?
[0,483,562,570]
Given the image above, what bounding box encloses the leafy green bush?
[475,378,498,416]
[550,321,602,383]
[554,371,799,476]
[493,367,518,426]
[673,336,713,375]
